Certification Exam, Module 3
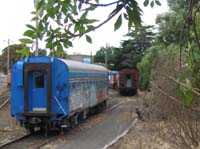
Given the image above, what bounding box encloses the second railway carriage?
[10,56,108,133]
[119,68,138,96]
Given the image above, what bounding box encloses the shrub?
[137,45,160,90]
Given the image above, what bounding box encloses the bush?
[137,45,160,90]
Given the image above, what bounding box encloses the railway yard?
[0,87,134,148]
[0,87,169,149]
[1,0,199,148]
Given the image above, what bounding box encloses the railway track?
[0,134,31,149]
[0,131,61,149]
[0,96,123,147]
[0,90,125,149]
[0,90,10,110]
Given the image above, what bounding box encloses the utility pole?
[105,43,109,68]
[7,39,10,75]
[3,39,13,75]
[3,39,12,74]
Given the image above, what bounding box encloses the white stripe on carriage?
[53,96,67,115]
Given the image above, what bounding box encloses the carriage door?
[24,63,52,114]
[31,71,47,112]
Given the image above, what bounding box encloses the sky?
[0,0,169,55]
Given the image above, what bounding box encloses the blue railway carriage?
[11,56,108,133]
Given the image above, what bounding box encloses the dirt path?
[41,90,141,149]
[109,91,172,149]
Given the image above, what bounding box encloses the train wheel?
[100,102,106,111]
[28,126,35,134]
[89,107,95,115]
[82,110,87,120]
[25,124,34,134]
[98,104,102,112]
[69,115,78,128]
[40,126,45,133]
[69,117,74,128]
[74,114,79,125]
[94,106,99,114]
[132,89,138,95]
[44,118,49,136]
[103,101,107,109]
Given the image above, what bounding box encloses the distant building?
[67,54,92,64]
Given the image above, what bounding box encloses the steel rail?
[0,134,31,148]
[0,96,9,110]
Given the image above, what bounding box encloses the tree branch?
[166,75,200,96]
[78,0,122,7]
[151,82,200,112]
[68,2,125,38]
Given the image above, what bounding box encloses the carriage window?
[126,75,132,88]
[35,75,44,88]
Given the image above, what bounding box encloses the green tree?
[167,0,198,13]
[93,45,117,69]
[115,25,156,69]
[154,0,200,104]
[156,12,185,45]
[122,25,156,52]
[94,25,156,70]
[18,0,161,56]
[156,0,199,46]
[0,44,26,74]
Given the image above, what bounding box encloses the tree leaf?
[56,41,63,56]
[74,23,80,33]
[84,5,97,11]
[114,15,122,31]
[143,0,149,6]
[80,11,88,20]
[63,41,73,48]
[80,18,98,24]
[23,30,35,37]
[150,1,154,8]
[17,47,30,58]
[35,0,44,11]
[23,47,30,57]
[79,25,86,34]
[26,24,36,31]
[78,2,82,10]
[31,16,39,21]
[128,20,133,31]
[16,49,23,54]
[109,4,124,17]
[46,42,54,49]
[183,91,193,105]
[155,0,161,6]
[38,21,44,32]
[126,5,142,30]
[87,25,95,31]
[19,38,33,44]
[86,35,92,43]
